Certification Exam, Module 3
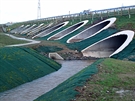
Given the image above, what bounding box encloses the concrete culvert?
[32,23,53,39]
[21,24,36,34]
[81,30,134,58]
[47,20,88,40]
[33,21,69,38]
[17,25,30,34]
[67,17,116,43]
[10,25,24,34]
[27,23,44,36]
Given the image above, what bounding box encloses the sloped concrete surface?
[67,17,116,43]
[82,30,134,58]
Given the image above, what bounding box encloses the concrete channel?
[10,25,24,34]
[32,21,69,39]
[67,17,116,43]
[82,30,135,58]
[20,24,36,34]
[27,23,44,36]
[47,20,88,40]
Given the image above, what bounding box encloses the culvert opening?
[82,35,127,58]
[21,24,37,34]
[50,56,56,60]
[68,21,111,43]
[48,21,85,40]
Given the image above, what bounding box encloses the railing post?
[128,8,131,18]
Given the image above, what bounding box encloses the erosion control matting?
[65,28,118,51]
[35,59,103,101]
[0,47,61,92]
[112,39,135,61]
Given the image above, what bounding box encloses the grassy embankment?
[75,58,135,101]
[115,14,135,31]
[0,47,61,92]
[0,33,28,47]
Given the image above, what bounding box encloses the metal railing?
[15,5,135,24]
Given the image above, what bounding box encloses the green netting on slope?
[39,18,100,41]
[38,20,80,40]
[20,47,61,70]
[112,39,135,61]
[35,59,104,101]
[59,18,106,43]
[65,28,118,51]
[39,23,72,40]
[0,47,61,92]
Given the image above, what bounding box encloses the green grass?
[115,14,135,30]
[75,58,135,101]
[0,47,61,92]
[0,33,28,47]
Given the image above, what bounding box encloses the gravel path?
[0,60,95,101]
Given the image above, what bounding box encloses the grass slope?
[115,14,135,31]
[0,33,28,47]
[75,58,135,101]
[0,47,61,92]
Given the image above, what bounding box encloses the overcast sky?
[0,0,134,24]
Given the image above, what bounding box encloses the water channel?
[0,60,95,101]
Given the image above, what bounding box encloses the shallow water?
[0,60,95,101]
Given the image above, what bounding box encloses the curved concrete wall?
[10,25,24,34]
[17,25,30,34]
[33,21,69,38]
[47,20,88,40]
[81,30,134,58]
[67,17,116,43]
[32,23,54,39]
[20,24,36,34]
[27,23,44,36]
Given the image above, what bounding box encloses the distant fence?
[17,5,135,24]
